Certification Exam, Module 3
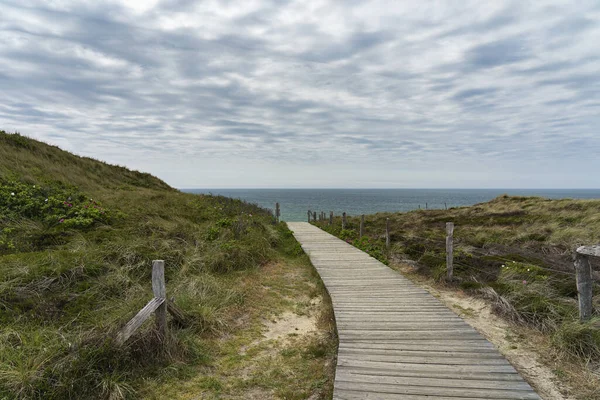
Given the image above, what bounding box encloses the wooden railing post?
[446,223,454,281]
[575,246,598,321]
[386,218,390,249]
[152,260,167,338]
[329,211,333,226]
[307,210,311,223]
[313,211,317,222]
[275,202,280,223]
[342,212,346,229]
[360,215,365,238]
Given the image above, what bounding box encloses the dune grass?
[0,131,336,399]
[314,195,600,398]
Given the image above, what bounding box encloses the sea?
[181,189,600,222]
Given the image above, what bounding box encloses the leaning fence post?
[360,215,365,238]
[275,202,280,223]
[307,210,311,222]
[329,211,333,225]
[574,246,598,321]
[152,260,167,338]
[446,223,454,281]
[386,218,390,249]
[313,211,317,222]
[342,212,347,229]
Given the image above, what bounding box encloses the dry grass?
[0,131,336,399]
[315,195,600,399]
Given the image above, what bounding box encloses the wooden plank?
[152,260,167,337]
[334,381,539,399]
[116,297,165,345]
[335,371,532,390]
[286,222,540,399]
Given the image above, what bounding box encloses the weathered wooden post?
[307,210,311,223]
[313,211,317,222]
[446,223,454,281]
[386,218,390,249]
[426,202,428,210]
[360,215,365,238]
[329,211,333,225]
[152,260,167,337]
[342,212,347,229]
[275,202,280,223]
[444,202,447,210]
[574,246,598,321]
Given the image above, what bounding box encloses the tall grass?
[0,131,300,399]
[314,195,600,365]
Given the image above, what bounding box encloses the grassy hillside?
[314,196,600,398]
[0,131,336,399]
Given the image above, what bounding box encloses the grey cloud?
[0,0,599,187]
[465,37,529,69]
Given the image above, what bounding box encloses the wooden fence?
[116,260,188,345]
[310,212,597,322]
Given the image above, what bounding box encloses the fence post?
[342,212,346,229]
[313,211,317,222]
[329,211,333,225]
[574,246,598,321]
[386,218,390,249]
[426,202,428,210]
[275,202,280,223]
[152,260,167,338]
[360,215,365,238]
[307,210,311,223]
[446,223,454,281]
[444,202,447,210]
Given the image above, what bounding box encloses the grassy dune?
[0,131,336,399]
[314,196,600,398]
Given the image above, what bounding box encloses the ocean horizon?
[181,188,600,222]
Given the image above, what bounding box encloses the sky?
[1,0,599,189]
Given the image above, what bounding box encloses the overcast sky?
[1,1,599,188]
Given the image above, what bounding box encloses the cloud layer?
[1,0,599,188]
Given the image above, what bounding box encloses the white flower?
[527,269,530,272]
[33,185,35,188]
[501,264,505,268]
[512,261,516,263]
[10,192,15,196]
[45,199,48,202]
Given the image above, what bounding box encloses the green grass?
[0,131,336,399]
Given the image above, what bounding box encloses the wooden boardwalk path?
[287,222,540,400]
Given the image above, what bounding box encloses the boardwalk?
[287,222,540,400]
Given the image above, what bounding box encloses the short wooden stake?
[426,202,428,210]
[329,211,333,225]
[342,212,347,229]
[152,260,167,338]
[307,210,311,222]
[444,202,447,210]
[313,211,317,222]
[446,223,454,281]
[574,245,598,321]
[275,202,280,223]
[360,215,365,238]
[385,218,390,249]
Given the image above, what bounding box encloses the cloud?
[0,0,599,188]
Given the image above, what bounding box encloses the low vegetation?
[0,131,336,399]
[314,196,600,399]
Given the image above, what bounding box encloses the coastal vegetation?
[314,196,600,399]
[0,131,336,399]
